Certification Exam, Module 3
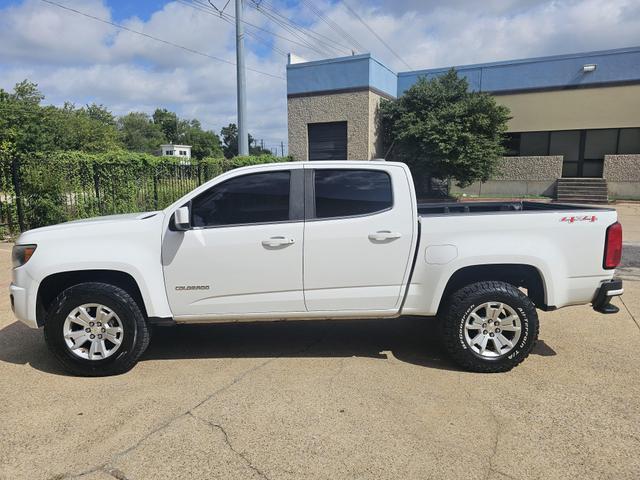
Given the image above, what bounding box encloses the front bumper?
[10,264,40,329]
[592,278,623,314]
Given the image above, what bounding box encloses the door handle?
[368,230,402,241]
[262,236,295,248]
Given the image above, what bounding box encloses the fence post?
[93,163,102,215]
[153,168,159,211]
[11,158,26,232]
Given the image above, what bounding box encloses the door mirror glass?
[174,206,191,231]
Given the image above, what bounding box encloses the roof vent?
[582,64,597,73]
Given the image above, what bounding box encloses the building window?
[505,127,640,177]
[308,122,348,161]
[520,132,550,156]
[619,128,640,154]
[166,150,174,156]
[549,131,581,177]
[179,150,187,156]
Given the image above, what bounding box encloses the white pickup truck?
[11,161,623,376]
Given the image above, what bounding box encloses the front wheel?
[441,281,539,373]
[44,282,150,376]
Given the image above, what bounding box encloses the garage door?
[308,122,347,161]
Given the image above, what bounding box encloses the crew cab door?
[303,165,416,312]
[162,167,305,318]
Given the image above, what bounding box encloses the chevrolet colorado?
[10,161,623,376]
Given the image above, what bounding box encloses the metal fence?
[0,156,279,235]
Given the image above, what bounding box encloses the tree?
[0,81,57,156]
[118,112,166,153]
[85,103,116,127]
[152,109,223,159]
[53,102,121,152]
[152,108,179,143]
[181,119,223,159]
[221,123,272,158]
[381,69,511,190]
[0,81,122,156]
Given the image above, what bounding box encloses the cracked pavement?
[1,204,640,480]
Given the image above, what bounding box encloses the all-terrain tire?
[440,281,539,373]
[44,282,150,376]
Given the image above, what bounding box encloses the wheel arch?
[437,263,549,313]
[36,270,148,326]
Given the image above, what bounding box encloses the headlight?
[12,244,37,268]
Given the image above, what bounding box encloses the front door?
[162,169,305,318]
[303,166,415,312]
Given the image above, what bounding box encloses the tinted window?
[619,128,640,154]
[585,129,618,159]
[503,133,520,156]
[191,171,290,227]
[314,169,392,219]
[520,132,549,156]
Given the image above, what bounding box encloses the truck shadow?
[145,317,459,371]
[0,318,556,376]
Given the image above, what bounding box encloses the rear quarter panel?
[402,208,618,315]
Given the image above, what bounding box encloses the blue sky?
[0,0,638,146]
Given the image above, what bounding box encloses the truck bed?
[417,201,613,216]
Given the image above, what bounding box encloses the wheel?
[44,282,150,376]
[440,281,539,373]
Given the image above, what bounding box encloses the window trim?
[188,169,304,230]
[304,168,395,222]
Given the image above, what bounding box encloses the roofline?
[286,53,371,69]
[397,45,640,77]
[286,53,397,77]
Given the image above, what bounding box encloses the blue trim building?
[287,47,640,200]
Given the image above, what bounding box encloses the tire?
[44,282,150,376]
[440,281,538,373]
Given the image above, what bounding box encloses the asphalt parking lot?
[1,205,639,480]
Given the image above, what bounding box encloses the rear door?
[303,165,416,312]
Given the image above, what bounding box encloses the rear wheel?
[441,281,538,373]
[44,282,150,376]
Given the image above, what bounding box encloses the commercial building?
[287,46,640,200]
[160,144,192,159]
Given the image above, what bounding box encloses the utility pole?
[235,0,249,156]
[280,141,284,157]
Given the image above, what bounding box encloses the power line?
[186,0,330,57]
[179,0,289,57]
[194,0,303,57]
[339,0,413,70]
[248,0,354,56]
[249,4,335,57]
[299,0,366,54]
[39,0,284,80]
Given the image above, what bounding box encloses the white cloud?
[0,0,639,145]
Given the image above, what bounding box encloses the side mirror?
[174,206,191,231]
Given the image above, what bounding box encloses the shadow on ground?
[0,317,556,376]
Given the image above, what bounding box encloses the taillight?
[604,222,622,269]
